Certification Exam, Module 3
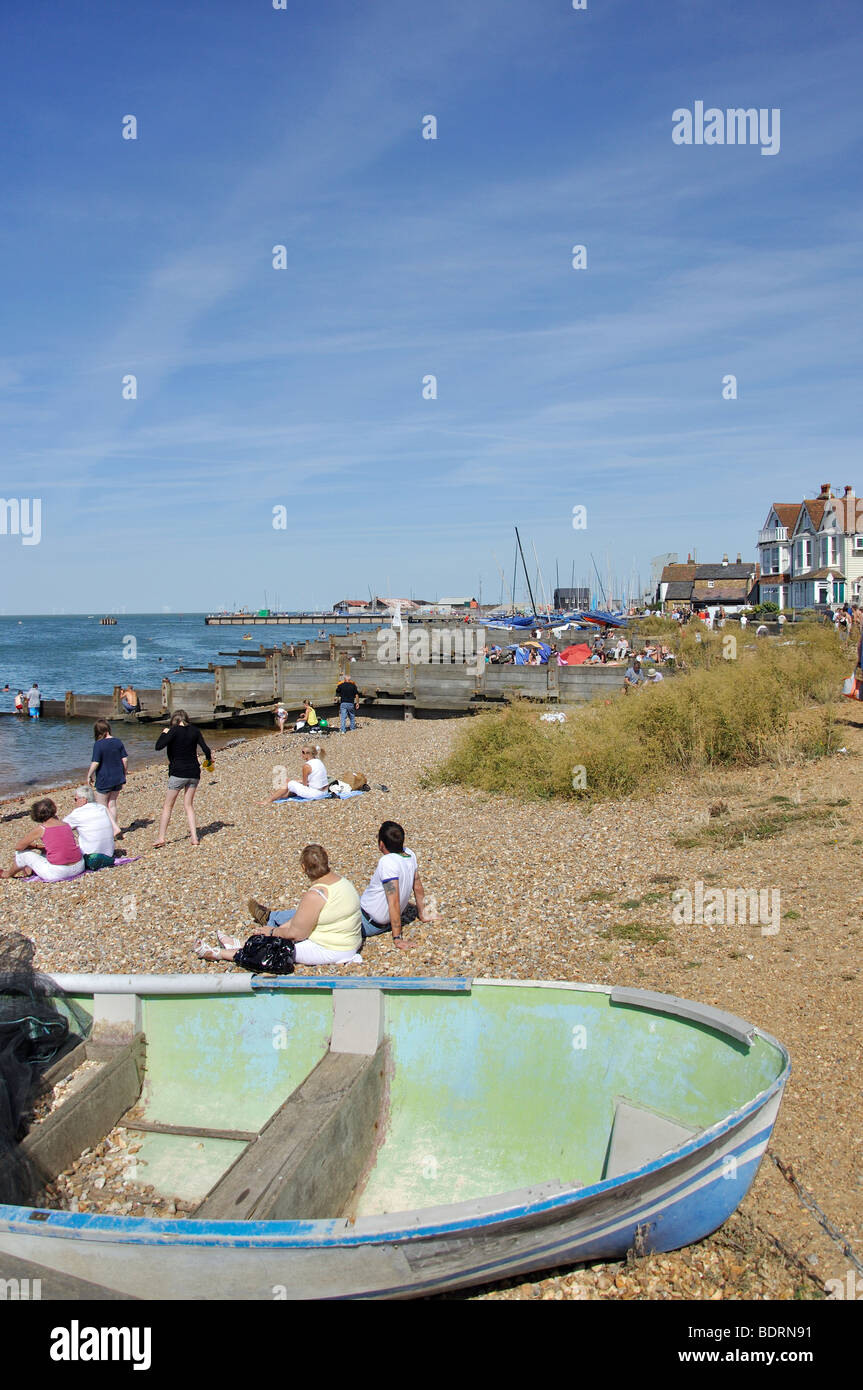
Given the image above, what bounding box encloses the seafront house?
[657,557,759,614]
[757,484,863,610]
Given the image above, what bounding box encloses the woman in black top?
[153,710,212,848]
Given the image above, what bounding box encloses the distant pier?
[205,612,389,628]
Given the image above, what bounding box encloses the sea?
[0,614,359,798]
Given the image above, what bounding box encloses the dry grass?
[428,624,848,802]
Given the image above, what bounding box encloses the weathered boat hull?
[0,978,789,1299]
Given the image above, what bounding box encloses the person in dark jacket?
[87,719,128,839]
[153,710,212,848]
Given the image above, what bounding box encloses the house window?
[796,538,812,570]
[707,580,714,589]
[854,535,863,552]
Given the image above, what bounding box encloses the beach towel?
[25,855,141,884]
[273,790,366,804]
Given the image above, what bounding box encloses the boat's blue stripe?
[347,1152,767,1299]
[0,1116,776,1252]
[250,976,472,992]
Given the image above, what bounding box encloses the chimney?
[687,553,692,564]
[819,483,831,499]
[722,553,729,566]
[736,552,742,564]
[845,485,854,497]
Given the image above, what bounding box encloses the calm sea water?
[0,613,360,797]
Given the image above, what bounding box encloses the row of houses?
[656,483,862,614]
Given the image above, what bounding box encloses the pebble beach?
[1,710,860,1301]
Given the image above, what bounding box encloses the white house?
[758,484,863,610]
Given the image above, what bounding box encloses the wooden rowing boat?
[0,975,789,1300]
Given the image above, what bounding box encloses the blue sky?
[2,0,862,611]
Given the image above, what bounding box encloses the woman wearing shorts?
[154,709,212,848]
[1,798,85,882]
[87,719,128,838]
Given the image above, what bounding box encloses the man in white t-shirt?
[360,821,436,950]
[64,786,115,865]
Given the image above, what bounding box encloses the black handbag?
[232,934,296,975]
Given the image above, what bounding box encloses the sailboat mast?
[515,527,539,618]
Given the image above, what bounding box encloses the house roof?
[798,499,828,531]
[660,564,696,584]
[664,581,694,599]
[770,503,802,529]
[806,567,846,580]
[692,578,754,601]
[692,563,756,580]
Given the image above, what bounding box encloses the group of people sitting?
[623,655,667,691]
[0,786,119,882]
[195,821,435,970]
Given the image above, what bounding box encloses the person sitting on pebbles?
[260,744,329,803]
[1,798,85,882]
[295,699,318,733]
[359,820,438,950]
[195,843,363,969]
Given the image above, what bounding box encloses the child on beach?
[0,798,85,882]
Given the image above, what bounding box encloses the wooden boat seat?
[195,1042,388,1222]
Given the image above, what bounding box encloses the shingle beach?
[1,711,859,1300]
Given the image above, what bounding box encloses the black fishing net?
[0,932,90,1205]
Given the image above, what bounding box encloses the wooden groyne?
[17,625,655,728]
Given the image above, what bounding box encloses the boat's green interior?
[65,985,785,1216]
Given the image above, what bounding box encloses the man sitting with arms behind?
[360,821,437,951]
[63,786,116,870]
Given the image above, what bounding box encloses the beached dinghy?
[0,976,789,1300]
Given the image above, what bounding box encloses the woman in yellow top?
[196,844,363,968]
[295,699,318,733]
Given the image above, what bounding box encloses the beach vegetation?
[426,623,849,803]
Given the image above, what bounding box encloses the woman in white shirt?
[262,745,329,802]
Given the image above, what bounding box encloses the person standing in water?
[154,710,212,848]
[87,719,128,838]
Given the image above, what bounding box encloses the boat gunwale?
[0,978,791,1251]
